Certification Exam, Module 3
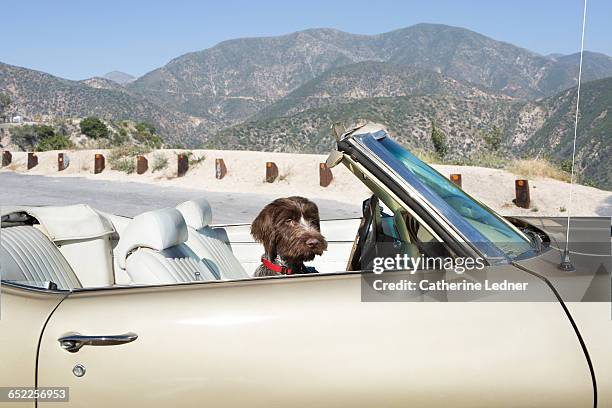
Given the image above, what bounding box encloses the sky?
[0,0,609,80]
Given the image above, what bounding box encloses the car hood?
[513,216,610,302]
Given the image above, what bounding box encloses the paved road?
[0,173,361,224]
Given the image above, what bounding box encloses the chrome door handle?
[58,332,138,353]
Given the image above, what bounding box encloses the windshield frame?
[347,129,534,262]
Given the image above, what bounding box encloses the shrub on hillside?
[430,120,448,158]
[151,153,169,173]
[177,151,205,168]
[10,124,56,150]
[112,128,129,146]
[35,125,55,139]
[506,159,571,183]
[135,122,156,134]
[109,145,151,174]
[0,92,10,115]
[134,122,163,149]
[111,157,136,174]
[483,127,502,151]
[560,159,573,173]
[36,134,75,151]
[80,117,109,139]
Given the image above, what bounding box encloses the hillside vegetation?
[1,23,610,190]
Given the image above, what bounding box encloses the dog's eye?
[285,219,294,224]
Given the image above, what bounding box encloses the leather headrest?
[176,198,212,230]
[116,208,188,269]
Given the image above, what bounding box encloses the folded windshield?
[358,131,533,260]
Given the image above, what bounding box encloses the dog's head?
[251,196,328,263]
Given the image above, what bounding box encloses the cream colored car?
[1,123,609,407]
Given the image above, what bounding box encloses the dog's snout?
[306,238,320,248]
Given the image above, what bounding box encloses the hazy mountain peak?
[102,71,135,85]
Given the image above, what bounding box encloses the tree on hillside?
[10,125,56,150]
[134,121,163,148]
[36,134,75,151]
[0,93,10,116]
[430,119,448,158]
[135,122,156,135]
[483,126,502,151]
[35,124,55,139]
[80,117,109,139]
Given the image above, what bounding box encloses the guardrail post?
[319,163,333,187]
[27,152,38,170]
[215,158,227,179]
[137,155,148,174]
[513,179,530,209]
[94,154,105,174]
[449,173,462,187]
[265,162,278,183]
[177,153,189,177]
[2,151,11,167]
[58,153,69,171]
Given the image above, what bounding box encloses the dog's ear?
[251,204,277,255]
[251,207,272,242]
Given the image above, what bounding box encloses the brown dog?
[251,196,328,276]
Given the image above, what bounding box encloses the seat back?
[115,208,216,285]
[177,198,249,280]
[1,226,81,289]
[3,205,116,288]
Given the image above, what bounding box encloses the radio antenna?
[559,0,588,272]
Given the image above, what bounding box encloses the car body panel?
[35,271,593,407]
[564,302,612,405]
[0,284,66,405]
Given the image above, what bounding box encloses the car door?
[37,271,593,407]
[0,284,67,408]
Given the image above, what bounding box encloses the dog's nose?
[306,238,320,248]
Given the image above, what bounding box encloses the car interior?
[0,185,449,290]
[0,197,363,290]
[0,143,460,291]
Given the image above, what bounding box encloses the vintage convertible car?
[1,123,610,407]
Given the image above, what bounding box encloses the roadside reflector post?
[265,161,278,183]
[2,151,11,167]
[136,155,148,175]
[27,152,38,170]
[514,179,530,209]
[94,154,105,174]
[319,163,333,187]
[58,153,67,171]
[177,153,189,177]
[215,158,227,179]
[449,173,462,187]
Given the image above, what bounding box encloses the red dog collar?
[261,257,293,275]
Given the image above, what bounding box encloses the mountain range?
[0,23,610,188]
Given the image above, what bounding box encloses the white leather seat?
[115,208,217,285]
[176,198,249,280]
